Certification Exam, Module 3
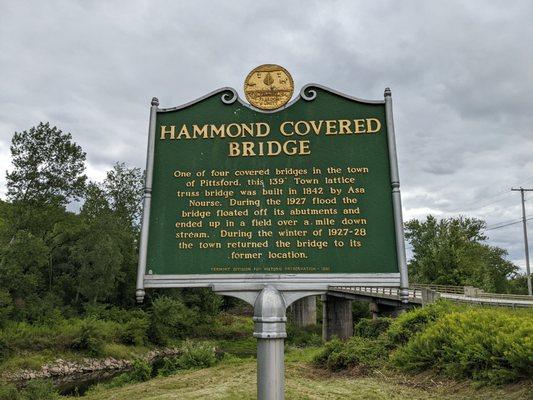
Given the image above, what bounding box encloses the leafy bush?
[177,340,217,369]
[352,301,371,320]
[156,356,181,377]
[0,383,20,400]
[149,296,196,344]
[21,380,58,400]
[128,359,152,382]
[386,301,456,346]
[313,336,387,371]
[391,308,533,384]
[157,340,217,376]
[0,289,13,327]
[70,318,106,356]
[0,333,9,361]
[0,317,118,356]
[106,359,152,388]
[354,317,392,339]
[206,313,253,339]
[119,317,150,346]
[286,324,322,347]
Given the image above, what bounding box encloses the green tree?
[103,162,144,231]
[405,215,518,292]
[6,122,87,206]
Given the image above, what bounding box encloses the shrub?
[386,301,457,347]
[0,383,20,400]
[391,308,533,384]
[206,313,253,339]
[119,317,150,346]
[286,324,322,347]
[0,333,9,361]
[70,318,106,356]
[21,380,58,400]
[0,289,13,327]
[354,317,392,339]
[149,296,196,344]
[156,356,181,377]
[106,359,152,388]
[129,359,152,382]
[313,336,387,372]
[352,301,371,320]
[177,340,217,369]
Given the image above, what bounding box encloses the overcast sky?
[1,1,532,272]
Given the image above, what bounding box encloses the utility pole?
[511,188,532,295]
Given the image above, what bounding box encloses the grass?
[66,349,532,400]
[0,344,151,374]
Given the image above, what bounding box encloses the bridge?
[328,284,533,308]
[288,284,533,341]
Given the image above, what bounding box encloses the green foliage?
[149,296,197,345]
[179,288,224,323]
[0,289,13,327]
[206,313,253,339]
[21,379,58,400]
[118,317,150,346]
[71,226,124,305]
[352,301,371,320]
[128,359,152,382]
[286,324,323,347]
[102,162,144,230]
[386,301,456,347]
[391,308,533,384]
[406,215,519,292]
[313,336,387,371]
[354,317,392,339]
[156,356,182,377]
[0,382,20,400]
[0,316,124,358]
[104,359,152,389]
[157,340,217,376]
[6,122,86,206]
[0,334,8,361]
[177,340,217,369]
[69,318,106,356]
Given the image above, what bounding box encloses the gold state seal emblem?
[244,64,294,110]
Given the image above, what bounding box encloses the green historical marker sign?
[136,67,408,299]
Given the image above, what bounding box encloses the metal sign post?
[212,285,323,400]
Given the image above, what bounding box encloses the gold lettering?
[210,124,225,138]
[309,120,324,135]
[353,119,366,134]
[192,124,208,138]
[177,124,191,139]
[295,121,310,136]
[325,120,338,135]
[242,141,255,156]
[268,141,282,156]
[280,121,294,136]
[160,125,176,140]
[256,123,270,137]
[338,120,351,134]
[366,118,381,133]
[226,123,241,138]
[228,142,240,156]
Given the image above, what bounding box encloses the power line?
[445,177,533,214]
[485,217,533,231]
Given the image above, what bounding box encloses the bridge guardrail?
[330,285,533,303]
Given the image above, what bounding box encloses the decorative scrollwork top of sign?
[221,88,238,105]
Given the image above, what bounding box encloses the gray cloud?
[1,0,532,271]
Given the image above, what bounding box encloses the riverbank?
[64,351,532,400]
